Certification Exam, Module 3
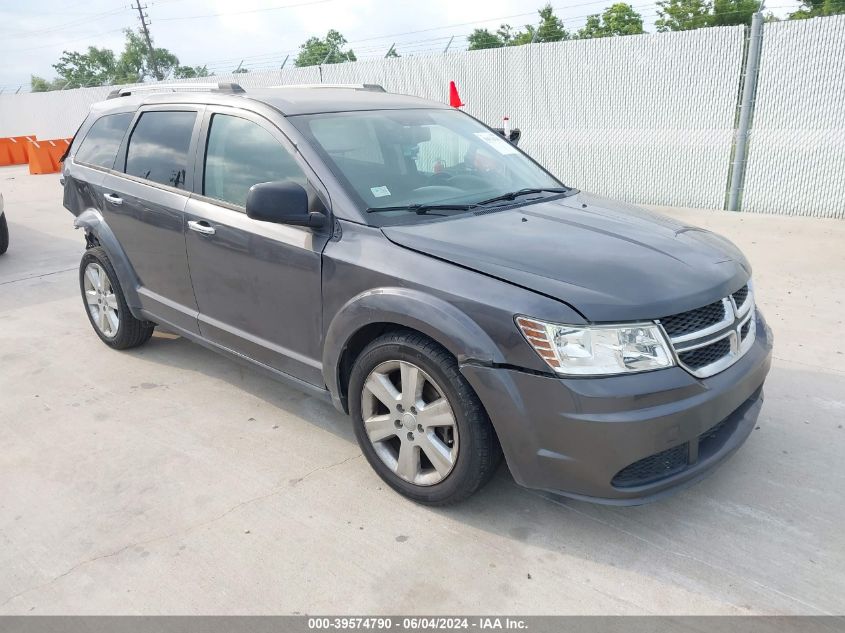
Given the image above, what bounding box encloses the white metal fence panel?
[0,67,322,139]
[742,15,845,218]
[3,21,843,217]
[325,29,745,209]
[523,29,744,209]
[0,85,115,139]
[0,25,802,215]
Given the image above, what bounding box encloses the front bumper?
[461,311,773,505]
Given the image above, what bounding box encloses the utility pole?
[132,0,162,81]
[443,36,454,54]
[727,5,765,211]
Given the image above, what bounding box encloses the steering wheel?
[409,185,465,198]
[446,174,490,190]
[429,171,454,182]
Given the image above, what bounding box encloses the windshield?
[290,108,567,225]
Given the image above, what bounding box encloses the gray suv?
[62,83,772,505]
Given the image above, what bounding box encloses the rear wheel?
[349,330,502,505]
[0,212,8,255]
[79,247,154,349]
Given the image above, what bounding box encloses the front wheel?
[349,330,502,505]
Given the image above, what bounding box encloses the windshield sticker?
[370,185,391,198]
[474,131,519,155]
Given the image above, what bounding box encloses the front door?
[104,106,203,333]
[184,108,329,386]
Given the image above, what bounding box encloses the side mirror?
[492,127,521,146]
[246,181,326,229]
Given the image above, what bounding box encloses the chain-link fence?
[1,15,843,217]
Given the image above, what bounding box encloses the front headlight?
[516,316,675,376]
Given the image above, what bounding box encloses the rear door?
[64,111,135,217]
[184,106,330,385]
[103,105,203,333]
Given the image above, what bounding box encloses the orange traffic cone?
[448,81,464,108]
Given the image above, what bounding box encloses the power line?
[1,27,128,55]
[157,0,336,21]
[0,7,126,39]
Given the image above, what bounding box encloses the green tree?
[578,3,645,37]
[496,24,516,44]
[474,5,570,49]
[295,29,356,66]
[30,75,67,92]
[534,4,569,42]
[789,0,845,18]
[655,0,712,31]
[508,25,537,45]
[39,29,187,89]
[711,0,758,26]
[173,65,210,79]
[52,46,118,88]
[232,67,249,73]
[114,28,179,83]
[467,28,505,50]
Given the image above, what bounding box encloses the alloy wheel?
[361,360,459,486]
[83,262,120,338]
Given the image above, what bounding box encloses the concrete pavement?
[1,164,843,615]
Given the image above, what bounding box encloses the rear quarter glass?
[75,112,134,169]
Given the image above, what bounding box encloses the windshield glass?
[291,108,566,225]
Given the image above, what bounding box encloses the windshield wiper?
[474,187,570,207]
[366,203,476,215]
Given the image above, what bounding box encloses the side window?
[75,113,133,169]
[125,111,197,189]
[204,114,306,208]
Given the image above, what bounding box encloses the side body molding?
[323,287,503,412]
[74,208,144,318]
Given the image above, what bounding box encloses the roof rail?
[266,83,386,92]
[106,82,246,99]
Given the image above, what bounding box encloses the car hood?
[381,191,751,322]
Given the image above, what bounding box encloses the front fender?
[74,208,143,317]
[323,287,504,411]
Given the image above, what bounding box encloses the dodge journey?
[62,83,772,505]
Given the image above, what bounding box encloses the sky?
[0,0,802,90]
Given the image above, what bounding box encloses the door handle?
[104,193,123,206]
[187,220,216,236]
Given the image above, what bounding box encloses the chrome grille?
[658,284,755,379]
[732,286,749,310]
[659,300,726,338]
[678,338,732,370]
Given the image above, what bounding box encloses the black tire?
[349,330,502,505]
[79,246,154,349]
[0,212,8,255]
